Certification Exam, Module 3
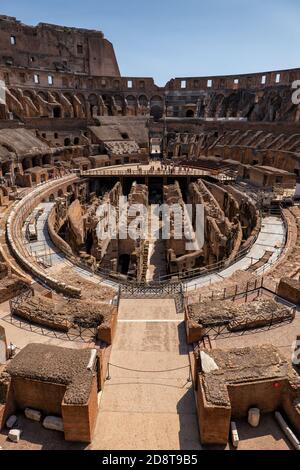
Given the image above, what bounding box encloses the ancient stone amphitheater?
[0,15,299,451]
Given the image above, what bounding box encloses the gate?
[120,282,185,313]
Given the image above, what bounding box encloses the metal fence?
[120,282,185,312]
[9,288,98,340]
[52,205,287,291]
[188,284,296,339]
[120,281,184,298]
[158,226,262,283]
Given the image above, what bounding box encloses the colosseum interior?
[0,13,300,453]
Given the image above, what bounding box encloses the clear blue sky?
[1,0,299,86]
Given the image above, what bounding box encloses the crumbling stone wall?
[266,207,300,283]
[225,185,260,247]
[189,179,241,266]
[195,345,300,445]
[277,278,300,305]
[47,203,74,258]
[6,174,82,297]
[117,182,149,280]
[186,299,295,343]
[0,16,120,77]
[5,343,100,442]
[13,292,115,333]
[164,181,202,274]
[1,17,300,123]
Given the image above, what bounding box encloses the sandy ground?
[227,415,293,450]
[0,301,94,350]
[91,298,201,450]
[205,414,293,451]
[212,302,300,362]
[0,298,296,450]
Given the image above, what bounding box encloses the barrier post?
[106,363,111,381]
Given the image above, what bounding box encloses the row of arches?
[22,154,53,170]
[6,87,165,120]
[47,184,77,204]
[63,137,80,146]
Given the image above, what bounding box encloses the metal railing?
[9,288,98,339]
[120,282,184,297]
[42,205,288,290]
[186,283,296,338]
[9,174,287,293]
[158,228,261,283]
[81,167,209,177]
[166,207,287,285]
[185,277,264,304]
[6,174,81,297]
[9,288,70,331]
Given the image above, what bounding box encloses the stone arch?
[88,93,100,117]
[138,95,149,115]
[23,89,36,100]
[126,95,137,116]
[51,91,60,101]
[64,137,71,146]
[74,93,87,118]
[58,189,64,197]
[186,109,195,118]
[113,95,125,115]
[53,106,62,118]
[139,95,149,107]
[48,92,62,118]
[49,193,55,202]
[126,95,137,104]
[150,95,164,119]
[37,91,54,117]
[22,157,32,170]
[38,91,48,100]
[1,160,12,175]
[102,95,113,116]
[0,142,14,153]
[150,95,164,105]
[32,155,43,167]
[43,155,52,165]
[23,89,40,116]
[5,88,25,117]
[8,87,20,99]
[62,92,76,118]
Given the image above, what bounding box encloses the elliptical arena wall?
[6,175,82,298]
[47,205,74,258]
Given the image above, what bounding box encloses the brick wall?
[62,376,98,443]
[277,278,300,305]
[97,307,118,345]
[0,380,15,430]
[197,375,231,445]
[282,384,300,435]
[12,377,66,415]
[228,380,286,418]
[184,308,205,344]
